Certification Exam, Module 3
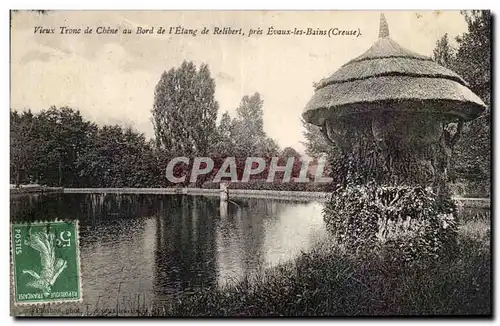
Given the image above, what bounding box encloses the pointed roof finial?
[379,13,389,38]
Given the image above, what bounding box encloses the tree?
[454,11,491,103]
[432,33,454,69]
[231,93,264,157]
[76,125,159,187]
[206,94,281,185]
[281,146,300,158]
[152,61,219,158]
[213,111,235,157]
[229,93,280,157]
[35,107,97,187]
[10,110,41,185]
[10,106,97,187]
[10,107,161,188]
[253,137,280,157]
[300,118,331,158]
[235,93,265,138]
[11,107,96,186]
[432,10,491,193]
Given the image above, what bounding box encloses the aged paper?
[10,10,491,317]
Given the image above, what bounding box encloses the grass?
[166,219,491,317]
[19,214,490,317]
[458,210,490,243]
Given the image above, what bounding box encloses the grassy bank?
[168,219,490,317]
[16,215,490,317]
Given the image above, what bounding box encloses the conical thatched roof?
[303,14,486,126]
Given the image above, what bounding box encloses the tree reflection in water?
[11,193,326,312]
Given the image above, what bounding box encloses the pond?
[10,193,327,311]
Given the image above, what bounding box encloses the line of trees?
[12,11,488,192]
[151,62,280,160]
[10,107,160,187]
[10,62,300,187]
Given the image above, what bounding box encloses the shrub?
[323,183,459,262]
[167,230,490,316]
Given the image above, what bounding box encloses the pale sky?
[10,10,468,153]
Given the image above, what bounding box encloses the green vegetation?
[167,217,490,316]
[215,93,280,158]
[323,184,459,262]
[433,11,490,195]
[152,61,219,157]
[157,188,490,317]
[10,108,160,187]
[10,63,288,188]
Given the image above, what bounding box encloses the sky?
[10,10,469,153]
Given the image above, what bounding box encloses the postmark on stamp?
[11,220,82,305]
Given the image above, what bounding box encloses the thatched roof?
[303,14,487,126]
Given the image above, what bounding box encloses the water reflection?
[10,193,326,311]
[153,196,219,307]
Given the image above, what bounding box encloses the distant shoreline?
[63,187,329,202]
[10,186,63,195]
[8,187,488,208]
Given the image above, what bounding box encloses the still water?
[10,193,326,311]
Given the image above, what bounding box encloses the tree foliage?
[214,93,280,158]
[300,118,331,158]
[281,146,300,158]
[152,61,219,157]
[10,110,41,185]
[214,111,236,157]
[231,93,279,157]
[10,107,97,187]
[10,107,159,187]
[432,10,491,193]
[324,184,458,262]
[76,125,159,187]
[10,64,294,188]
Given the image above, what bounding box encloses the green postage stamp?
[11,220,82,305]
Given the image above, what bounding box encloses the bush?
[323,183,459,262]
[449,181,490,198]
[167,231,490,316]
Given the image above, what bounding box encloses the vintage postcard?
[10,10,491,317]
